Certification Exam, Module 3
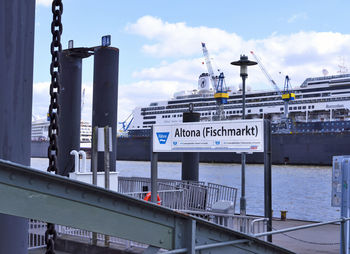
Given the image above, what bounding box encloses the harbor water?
[31,158,339,222]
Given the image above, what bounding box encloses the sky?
[33,0,350,128]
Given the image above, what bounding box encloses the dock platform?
[272,218,339,254]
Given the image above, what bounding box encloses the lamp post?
[231,55,257,215]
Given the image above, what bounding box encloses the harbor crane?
[201,42,229,120]
[119,113,134,133]
[250,51,295,119]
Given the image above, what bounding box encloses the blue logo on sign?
[156,132,169,144]
[173,141,178,145]
[215,141,220,145]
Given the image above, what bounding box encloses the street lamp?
[231,55,257,216]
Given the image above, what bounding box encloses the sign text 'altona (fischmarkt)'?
[153,119,264,153]
[174,125,258,138]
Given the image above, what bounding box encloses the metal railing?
[57,225,147,249]
[28,220,46,249]
[180,210,268,236]
[118,177,238,212]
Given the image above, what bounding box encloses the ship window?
[293,107,297,110]
[248,109,251,113]
[259,109,263,112]
[302,106,306,109]
[298,106,301,110]
[312,105,315,109]
[289,107,292,110]
[280,107,283,111]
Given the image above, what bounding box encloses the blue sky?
[33,0,350,124]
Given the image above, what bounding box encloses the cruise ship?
[128,73,350,136]
[32,119,92,143]
[31,73,350,165]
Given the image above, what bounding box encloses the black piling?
[181,112,200,181]
[0,0,35,252]
[57,50,84,176]
[92,47,119,172]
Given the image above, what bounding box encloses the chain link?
[46,1,63,253]
[47,0,63,174]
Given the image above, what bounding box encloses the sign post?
[332,156,350,254]
[151,126,159,204]
[264,119,272,242]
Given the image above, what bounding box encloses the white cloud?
[36,0,51,7]
[33,16,350,130]
[118,80,192,123]
[126,15,242,58]
[32,82,93,122]
[127,16,350,90]
[288,13,308,23]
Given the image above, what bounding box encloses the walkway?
[272,219,339,254]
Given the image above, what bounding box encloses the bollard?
[280,210,287,221]
[92,46,119,173]
[57,50,84,176]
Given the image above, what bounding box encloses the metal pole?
[0,0,35,253]
[240,75,247,216]
[104,126,110,190]
[254,218,350,238]
[104,126,110,247]
[340,158,350,254]
[151,127,159,204]
[91,127,98,185]
[92,47,119,173]
[91,126,98,245]
[57,51,82,176]
[264,119,272,242]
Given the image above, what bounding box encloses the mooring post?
[151,126,159,204]
[0,0,35,253]
[264,119,272,242]
[182,105,200,181]
[92,45,119,173]
[57,50,83,176]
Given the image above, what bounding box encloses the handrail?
[254,218,350,238]
[250,218,269,235]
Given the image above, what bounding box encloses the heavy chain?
[45,223,57,254]
[46,1,63,253]
[47,0,63,174]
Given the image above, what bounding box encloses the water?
[31,158,339,222]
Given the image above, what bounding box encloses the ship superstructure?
[128,73,350,136]
[32,119,92,143]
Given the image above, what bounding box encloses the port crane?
[201,42,229,120]
[250,51,295,119]
[119,113,134,133]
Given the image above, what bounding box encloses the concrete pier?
[272,218,339,254]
